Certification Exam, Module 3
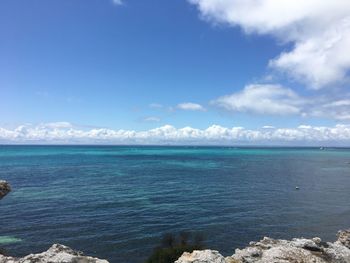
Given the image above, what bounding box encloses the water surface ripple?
[1,146,350,262]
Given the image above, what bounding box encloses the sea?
[0,145,350,262]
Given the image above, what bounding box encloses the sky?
[1,0,350,145]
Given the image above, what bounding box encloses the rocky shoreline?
[1,180,350,262]
[176,229,350,263]
[0,244,108,263]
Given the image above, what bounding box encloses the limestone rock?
[0,181,11,200]
[175,250,226,263]
[0,244,109,263]
[337,230,350,249]
[230,235,350,263]
[176,230,350,263]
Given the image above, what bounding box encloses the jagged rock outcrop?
[0,181,11,200]
[175,250,226,263]
[0,244,109,263]
[338,230,350,249]
[176,229,350,263]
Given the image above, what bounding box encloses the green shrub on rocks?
[145,232,204,263]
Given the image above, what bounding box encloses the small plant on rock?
[145,232,205,263]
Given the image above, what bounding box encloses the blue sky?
[1,0,350,144]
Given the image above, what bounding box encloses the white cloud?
[298,125,312,129]
[112,0,123,5]
[177,102,206,111]
[307,98,350,121]
[262,125,275,129]
[210,83,350,120]
[212,84,303,115]
[324,100,350,107]
[1,122,350,145]
[40,122,73,129]
[144,117,161,122]
[189,0,350,88]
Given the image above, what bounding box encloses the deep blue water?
[1,146,350,263]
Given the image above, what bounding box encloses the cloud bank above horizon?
[1,122,350,145]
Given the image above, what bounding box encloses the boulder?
[337,230,350,249]
[175,250,226,263]
[0,181,11,200]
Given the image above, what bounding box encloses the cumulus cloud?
[212,84,303,115]
[189,0,350,88]
[177,102,206,111]
[1,122,350,145]
[306,98,350,121]
[324,100,350,107]
[210,83,350,120]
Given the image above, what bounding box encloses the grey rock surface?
[338,230,350,249]
[175,250,226,263]
[176,230,350,263]
[0,244,109,263]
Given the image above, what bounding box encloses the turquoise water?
[1,146,350,262]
